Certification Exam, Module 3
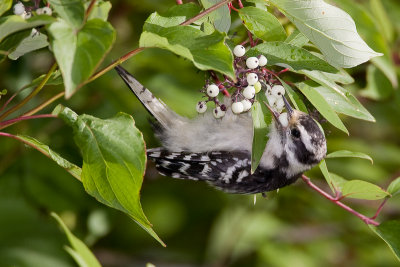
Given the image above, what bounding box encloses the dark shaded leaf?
[370,221,400,261]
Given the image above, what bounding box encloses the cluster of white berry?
[196,44,288,119]
[13,2,52,20]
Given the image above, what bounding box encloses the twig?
[84,0,97,22]
[301,175,380,226]
[22,91,65,117]
[0,63,57,121]
[176,0,183,4]
[180,0,233,26]
[0,114,56,129]
[371,198,388,220]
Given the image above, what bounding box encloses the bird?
[115,65,327,194]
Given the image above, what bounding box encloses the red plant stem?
[210,71,231,97]
[181,0,233,26]
[0,114,56,129]
[176,0,183,4]
[301,175,380,226]
[371,198,388,220]
[277,68,289,75]
[237,0,244,8]
[84,0,97,22]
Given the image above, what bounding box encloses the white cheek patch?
[298,125,314,153]
[285,139,312,177]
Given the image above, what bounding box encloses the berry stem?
[84,0,97,22]
[301,175,380,226]
[176,0,183,4]
[370,198,388,220]
[0,114,56,130]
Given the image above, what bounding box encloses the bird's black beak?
[282,96,293,117]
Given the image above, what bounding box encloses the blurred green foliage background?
[1,0,400,266]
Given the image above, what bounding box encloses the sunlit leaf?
[247,42,337,73]
[47,18,116,98]
[8,29,48,60]
[0,30,30,62]
[86,0,112,21]
[199,0,230,33]
[326,150,373,164]
[370,220,400,261]
[269,0,382,68]
[139,12,234,79]
[341,180,390,200]
[48,0,85,29]
[296,81,348,134]
[0,15,55,43]
[387,177,400,197]
[0,0,12,16]
[251,92,271,173]
[319,159,335,193]
[54,105,164,246]
[239,7,286,41]
[284,29,308,47]
[51,213,102,267]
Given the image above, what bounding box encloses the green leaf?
[332,0,397,88]
[319,159,336,193]
[284,29,308,47]
[370,220,400,261]
[54,105,164,246]
[251,92,272,173]
[199,0,230,33]
[387,177,400,197]
[239,7,286,42]
[47,18,116,98]
[361,64,393,101]
[341,180,390,200]
[0,15,55,43]
[328,172,348,194]
[269,0,382,68]
[247,42,337,73]
[139,12,234,79]
[15,134,81,180]
[21,69,64,89]
[9,29,48,60]
[86,0,112,21]
[51,213,102,267]
[0,30,30,62]
[296,81,348,134]
[47,0,85,29]
[164,2,201,19]
[0,0,12,16]
[370,0,394,43]
[298,69,375,122]
[326,150,373,164]
[276,77,307,112]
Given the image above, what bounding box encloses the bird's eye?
[291,128,301,138]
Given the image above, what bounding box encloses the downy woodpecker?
[115,66,327,194]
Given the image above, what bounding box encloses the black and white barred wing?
[147,148,272,194]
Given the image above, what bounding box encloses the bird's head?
[267,97,327,175]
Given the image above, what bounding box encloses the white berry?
[241,99,252,111]
[207,84,219,97]
[271,85,285,97]
[13,2,25,15]
[213,106,225,118]
[265,84,272,95]
[42,7,52,15]
[36,8,43,15]
[196,101,207,113]
[21,11,31,19]
[232,102,244,114]
[246,57,259,69]
[246,73,258,86]
[243,85,256,99]
[266,94,277,106]
[278,112,289,127]
[275,97,285,112]
[258,55,268,66]
[233,45,246,57]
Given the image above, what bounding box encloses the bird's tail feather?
[115,65,185,129]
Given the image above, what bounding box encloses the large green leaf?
[269,0,382,68]
[251,92,272,173]
[48,0,85,29]
[319,159,336,193]
[387,177,400,197]
[370,220,400,261]
[331,0,397,88]
[8,29,49,60]
[51,213,102,267]
[341,180,390,200]
[0,30,30,62]
[0,0,12,16]
[11,134,81,180]
[326,150,373,164]
[47,18,116,98]
[247,42,337,73]
[239,7,286,41]
[284,29,308,47]
[164,3,201,19]
[199,0,230,33]
[139,12,234,79]
[86,0,112,21]
[298,70,375,122]
[54,105,164,246]
[296,81,348,134]
[0,15,55,43]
